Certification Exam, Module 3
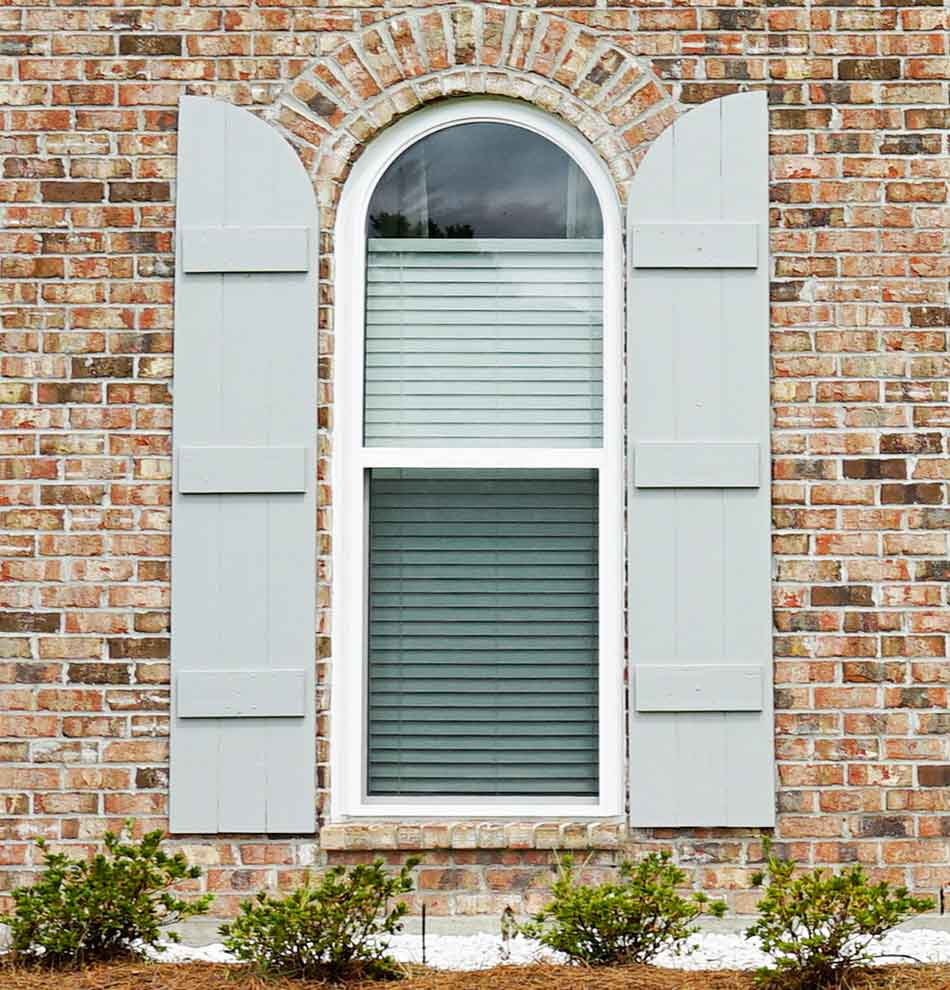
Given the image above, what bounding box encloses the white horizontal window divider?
[332,99,624,820]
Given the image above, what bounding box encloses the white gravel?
[145,941,236,964]
[145,928,950,971]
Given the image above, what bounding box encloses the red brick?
[40,181,104,203]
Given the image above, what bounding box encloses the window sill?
[319,818,628,852]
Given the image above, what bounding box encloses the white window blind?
[365,239,604,447]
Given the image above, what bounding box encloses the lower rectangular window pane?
[367,468,599,797]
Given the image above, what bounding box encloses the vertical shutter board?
[169,723,216,833]
[177,96,227,228]
[721,95,772,668]
[623,119,682,828]
[628,92,773,828]
[719,94,774,827]
[170,97,227,833]
[171,97,317,834]
[218,726,266,833]
[218,498,269,659]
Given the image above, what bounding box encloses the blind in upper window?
[367,468,599,797]
[364,239,603,448]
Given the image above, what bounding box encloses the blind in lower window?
[364,239,603,448]
[367,469,599,797]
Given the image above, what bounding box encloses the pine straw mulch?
[4,961,950,990]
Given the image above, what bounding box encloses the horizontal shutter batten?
[181,225,310,273]
[178,669,307,718]
[630,222,757,269]
[634,442,760,488]
[177,445,308,493]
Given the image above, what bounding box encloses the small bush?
[220,856,420,981]
[1,824,212,967]
[747,840,933,989]
[520,852,726,966]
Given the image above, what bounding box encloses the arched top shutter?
[627,92,773,826]
[171,97,318,833]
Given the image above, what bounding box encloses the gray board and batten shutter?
[170,96,318,833]
[627,92,774,827]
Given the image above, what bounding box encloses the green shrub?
[747,840,933,989]
[1,824,212,967]
[520,852,726,966]
[220,856,420,981]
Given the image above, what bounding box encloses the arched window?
[334,100,622,817]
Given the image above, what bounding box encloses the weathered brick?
[67,663,131,685]
[70,357,134,379]
[919,767,950,788]
[880,483,944,505]
[108,181,170,203]
[118,35,182,57]
[843,459,907,480]
[811,586,874,607]
[40,181,104,203]
[107,638,169,660]
[0,612,60,633]
[837,59,901,81]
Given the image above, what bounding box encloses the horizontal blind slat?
[368,238,603,252]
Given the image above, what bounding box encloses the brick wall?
[1,0,949,917]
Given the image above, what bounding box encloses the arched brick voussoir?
[265,2,678,215]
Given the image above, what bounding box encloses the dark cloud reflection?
[367,122,603,239]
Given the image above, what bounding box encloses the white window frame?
[332,98,624,820]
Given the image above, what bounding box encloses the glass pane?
[364,123,604,448]
[367,123,602,239]
[366,468,599,798]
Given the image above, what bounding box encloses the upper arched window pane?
[364,121,604,449]
[367,122,603,240]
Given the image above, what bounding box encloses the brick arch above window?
[264,2,679,212]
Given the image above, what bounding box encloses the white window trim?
[332,98,624,820]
